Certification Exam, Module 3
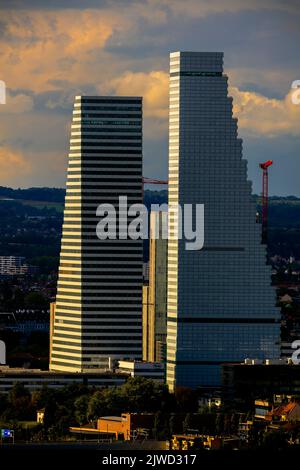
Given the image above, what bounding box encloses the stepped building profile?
[50,96,143,372]
[166,51,281,390]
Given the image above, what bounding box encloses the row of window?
[80,114,141,119]
[69,149,142,154]
[80,99,141,104]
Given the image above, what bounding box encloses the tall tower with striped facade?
[50,96,143,372]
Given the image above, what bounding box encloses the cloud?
[107,70,169,119]
[156,0,299,17]
[3,0,298,15]
[0,147,32,182]
[0,1,299,193]
[231,86,300,137]
[0,91,34,113]
[0,10,127,93]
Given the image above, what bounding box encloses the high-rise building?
[0,256,30,276]
[142,211,167,363]
[167,52,280,390]
[50,96,143,372]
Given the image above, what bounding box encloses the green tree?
[183,413,193,434]
[87,390,104,421]
[24,292,48,309]
[7,383,33,420]
[74,395,90,425]
[263,430,288,450]
[175,387,198,412]
[153,411,164,440]
[215,413,223,435]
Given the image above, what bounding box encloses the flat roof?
[99,416,124,422]
[0,367,128,377]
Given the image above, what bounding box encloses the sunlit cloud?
[0,1,299,192]
[108,70,168,119]
[0,91,34,114]
[0,146,32,182]
[231,87,300,137]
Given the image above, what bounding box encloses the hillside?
[0,187,299,268]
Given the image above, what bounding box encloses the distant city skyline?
[0,1,299,195]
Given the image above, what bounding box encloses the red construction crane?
[259,159,273,243]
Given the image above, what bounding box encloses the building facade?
[0,366,127,393]
[0,256,29,276]
[50,96,143,372]
[167,51,280,390]
[222,360,300,403]
[117,360,165,381]
[142,211,167,362]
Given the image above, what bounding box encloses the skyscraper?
[167,52,280,390]
[142,211,167,362]
[50,96,143,372]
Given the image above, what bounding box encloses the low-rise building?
[222,359,300,403]
[255,400,273,420]
[266,402,300,423]
[117,360,165,381]
[0,311,49,334]
[0,366,128,393]
[70,413,155,441]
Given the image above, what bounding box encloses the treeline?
[0,377,250,442]
[0,378,199,441]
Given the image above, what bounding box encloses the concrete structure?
[96,413,154,440]
[0,366,128,393]
[50,96,143,372]
[143,262,149,282]
[254,399,273,419]
[168,434,224,450]
[49,302,55,369]
[166,51,280,390]
[117,360,164,381]
[143,212,167,362]
[266,401,300,422]
[70,413,155,441]
[222,360,300,403]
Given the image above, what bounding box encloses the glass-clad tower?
[50,96,143,372]
[167,52,280,390]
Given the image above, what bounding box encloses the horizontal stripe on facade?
[80,98,142,104]
[167,317,280,324]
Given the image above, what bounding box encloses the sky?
[0,0,299,195]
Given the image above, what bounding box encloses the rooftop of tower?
[75,96,142,101]
[170,51,223,73]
